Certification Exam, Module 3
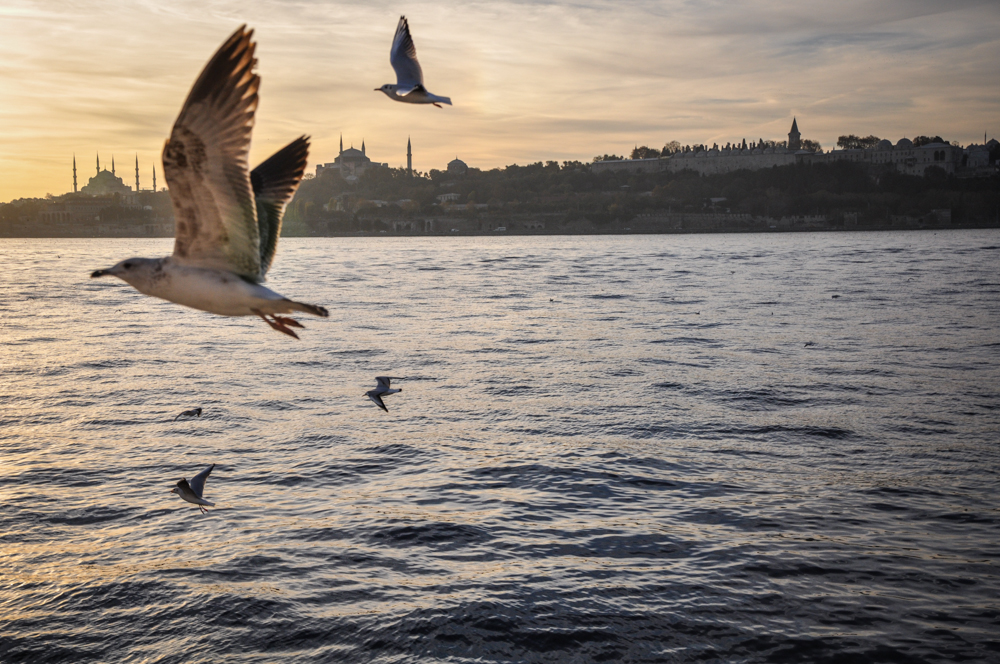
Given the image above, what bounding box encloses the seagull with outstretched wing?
[376,16,452,108]
[91,26,327,339]
[366,376,402,412]
[171,463,216,514]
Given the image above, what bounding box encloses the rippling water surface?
[1,231,999,663]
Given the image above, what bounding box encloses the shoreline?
[2,222,997,239]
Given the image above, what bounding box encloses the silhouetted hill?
[284,160,999,234]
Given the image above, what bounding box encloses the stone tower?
[788,117,801,150]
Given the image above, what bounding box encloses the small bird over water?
[171,463,216,514]
[90,26,328,339]
[376,16,452,108]
[366,376,402,412]
[174,407,203,421]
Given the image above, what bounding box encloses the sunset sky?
[1,0,998,202]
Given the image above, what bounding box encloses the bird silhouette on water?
[366,376,402,412]
[171,463,215,514]
[174,407,203,421]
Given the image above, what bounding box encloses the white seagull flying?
[366,376,402,412]
[376,16,452,108]
[171,463,216,514]
[91,26,328,339]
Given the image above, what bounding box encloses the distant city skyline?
[1,0,998,202]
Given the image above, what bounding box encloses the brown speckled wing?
[163,26,261,280]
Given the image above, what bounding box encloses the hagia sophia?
[314,136,468,181]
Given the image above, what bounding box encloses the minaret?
[152,165,157,192]
[407,136,412,177]
[361,140,366,156]
[112,156,116,177]
[339,134,343,157]
[96,153,100,175]
[73,155,78,193]
[788,117,801,150]
[135,154,140,191]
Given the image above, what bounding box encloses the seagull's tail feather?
[287,301,329,318]
[435,95,452,106]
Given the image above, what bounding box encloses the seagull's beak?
[91,266,119,278]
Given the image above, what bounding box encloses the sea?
[1,230,998,663]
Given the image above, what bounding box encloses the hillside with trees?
[284,156,999,235]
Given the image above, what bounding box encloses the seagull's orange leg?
[273,316,304,328]
[252,309,300,339]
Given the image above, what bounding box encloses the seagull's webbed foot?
[200,506,208,514]
[273,315,304,329]
[433,103,442,108]
[252,309,300,339]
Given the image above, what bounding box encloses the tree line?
[284,156,998,234]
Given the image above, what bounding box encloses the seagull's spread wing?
[368,392,388,412]
[250,136,310,279]
[189,463,215,498]
[375,376,392,390]
[164,26,262,280]
[390,16,424,94]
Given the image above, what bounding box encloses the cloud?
[1,0,999,200]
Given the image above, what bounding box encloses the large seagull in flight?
[91,26,327,339]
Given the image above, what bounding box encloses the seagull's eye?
[123,262,132,269]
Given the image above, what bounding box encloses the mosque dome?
[447,158,468,175]
[339,147,368,161]
[877,139,893,150]
[896,138,913,149]
[81,168,131,196]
